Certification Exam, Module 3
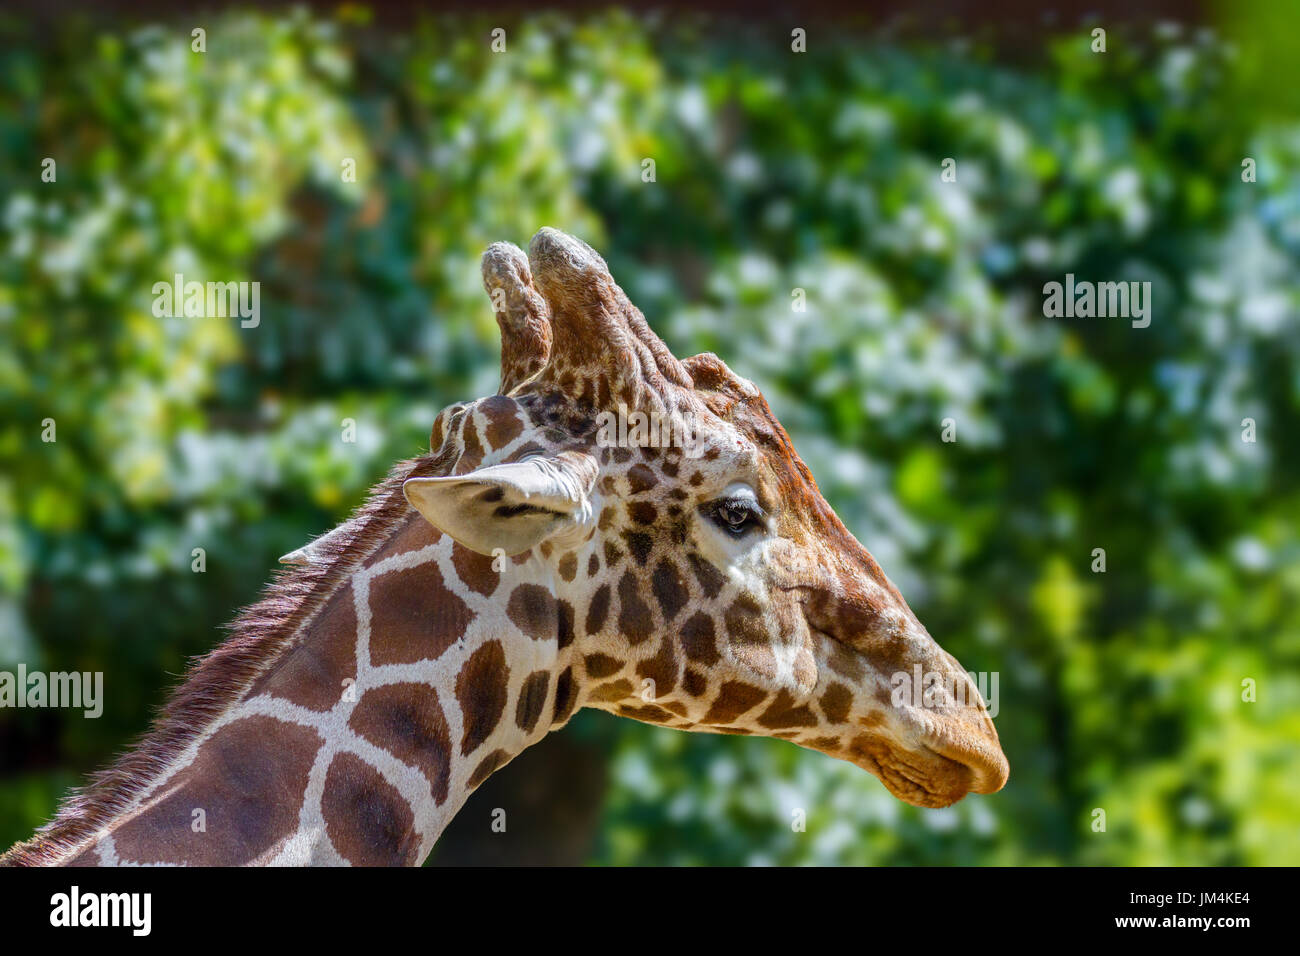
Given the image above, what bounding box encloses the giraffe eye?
[708,495,764,535]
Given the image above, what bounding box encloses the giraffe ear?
[402,451,598,557]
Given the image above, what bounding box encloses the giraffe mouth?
[798,619,1010,807]
[840,735,989,808]
[830,679,1009,807]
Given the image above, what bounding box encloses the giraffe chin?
[836,733,1002,809]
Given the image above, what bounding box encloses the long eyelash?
[720,497,763,518]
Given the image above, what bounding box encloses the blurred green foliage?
[1,6,1297,864]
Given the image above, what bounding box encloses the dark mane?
[0,448,452,867]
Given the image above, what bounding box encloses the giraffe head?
[404,228,1008,809]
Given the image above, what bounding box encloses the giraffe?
[2,227,1008,867]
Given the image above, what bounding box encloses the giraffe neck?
[56,513,581,866]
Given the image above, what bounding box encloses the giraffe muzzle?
[898,653,1010,801]
[921,717,1011,798]
[845,716,1009,809]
